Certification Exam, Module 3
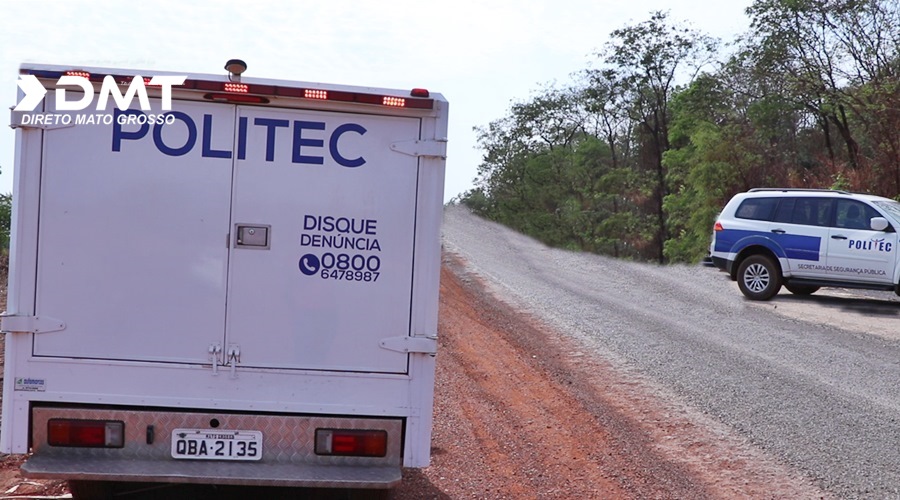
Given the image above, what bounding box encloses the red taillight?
[65,70,90,79]
[714,221,724,231]
[315,429,387,457]
[48,419,124,448]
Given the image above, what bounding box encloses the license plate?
[171,428,263,461]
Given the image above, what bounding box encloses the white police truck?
[710,188,900,300]
[2,61,448,497]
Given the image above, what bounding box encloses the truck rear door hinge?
[0,314,66,334]
[208,343,241,378]
[390,139,447,159]
[208,343,223,375]
[226,344,241,378]
[379,336,437,355]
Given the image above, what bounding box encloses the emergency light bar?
[25,68,435,110]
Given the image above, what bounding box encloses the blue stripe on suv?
[715,229,822,262]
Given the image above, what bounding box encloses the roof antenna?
[225,59,247,83]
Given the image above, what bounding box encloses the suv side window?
[834,199,878,230]
[735,197,778,221]
[773,198,795,223]
[791,197,834,226]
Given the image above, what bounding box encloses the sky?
[0,0,754,203]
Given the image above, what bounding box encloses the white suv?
[709,188,900,300]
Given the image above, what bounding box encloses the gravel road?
[442,205,900,499]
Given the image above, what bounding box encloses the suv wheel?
[737,255,782,300]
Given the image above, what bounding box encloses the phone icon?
[299,254,320,276]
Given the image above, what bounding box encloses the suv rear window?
[735,198,778,221]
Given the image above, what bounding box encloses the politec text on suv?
[709,188,900,300]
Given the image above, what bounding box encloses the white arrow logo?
[14,75,48,112]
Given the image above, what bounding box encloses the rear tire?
[784,283,819,295]
[736,255,782,300]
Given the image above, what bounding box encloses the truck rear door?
[225,106,420,373]
[31,96,420,375]
[32,96,233,365]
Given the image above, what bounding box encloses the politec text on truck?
[2,60,448,497]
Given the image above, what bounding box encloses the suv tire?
[737,255,782,300]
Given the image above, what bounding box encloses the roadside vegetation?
[457,1,900,263]
[0,165,9,276]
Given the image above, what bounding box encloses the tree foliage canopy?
[457,2,900,263]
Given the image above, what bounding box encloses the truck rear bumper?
[23,454,400,489]
[25,405,404,489]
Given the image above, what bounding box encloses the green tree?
[0,163,8,253]
[663,74,759,262]
[462,5,900,265]
[0,192,10,251]
[746,0,900,192]
[464,86,587,244]
[592,11,719,262]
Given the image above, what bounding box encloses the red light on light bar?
[140,77,163,87]
[383,96,406,107]
[48,419,124,448]
[410,88,430,98]
[224,83,249,93]
[66,70,90,79]
[315,429,387,457]
[305,89,328,100]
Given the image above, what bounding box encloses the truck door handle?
[831,235,848,240]
[771,229,786,234]
[235,224,271,249]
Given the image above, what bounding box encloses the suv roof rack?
[748,188,851,195]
